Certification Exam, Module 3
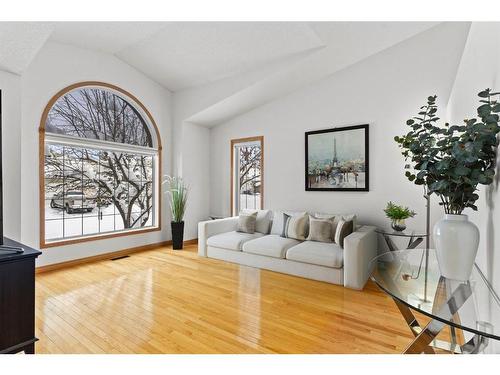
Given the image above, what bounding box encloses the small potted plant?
[163,175,188,250]
[383,202,416,232]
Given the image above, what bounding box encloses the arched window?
[40,82,162,248]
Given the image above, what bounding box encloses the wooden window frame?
[39,81,163,249]
[230,136,264,216]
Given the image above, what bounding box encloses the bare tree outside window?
[46,88,152,147]
[238,145,261,209]
[231,137,263,215]
[43,87,157,242]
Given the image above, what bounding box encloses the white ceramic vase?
[433,214,479,281]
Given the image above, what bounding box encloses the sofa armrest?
[198,217,239,256]
[343,225,378,290]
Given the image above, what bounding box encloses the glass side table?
[375,227,428,252]
[370,249,500,354]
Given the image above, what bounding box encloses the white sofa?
[198,211,378,290]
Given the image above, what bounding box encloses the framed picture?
[305,124,369,191]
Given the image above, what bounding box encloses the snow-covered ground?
[45,200,152,240]
[239,193,261,210]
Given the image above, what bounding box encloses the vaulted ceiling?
[1,22,439,90]
[0,21,470,126]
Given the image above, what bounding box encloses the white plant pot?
[433,214,479,281]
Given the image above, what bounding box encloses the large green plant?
[395,89,500,215]
[163,175,188,222]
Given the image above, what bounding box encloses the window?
[230,136,264,216]
[40,82,161,248]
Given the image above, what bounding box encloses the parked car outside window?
[50,191,95,214]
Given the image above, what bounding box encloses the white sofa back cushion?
[241,209,273,234]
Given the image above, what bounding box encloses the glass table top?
[375,227,428,237]
[370,249,500,341]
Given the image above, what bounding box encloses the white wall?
[0,70,22,240]
[209,23,469,236]
[19,41,173,267]
[179,122,211,239]
[447,23,500,352]
[170,54,317,239]
[172,92,212,240]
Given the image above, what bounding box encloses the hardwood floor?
[34,243,435,354]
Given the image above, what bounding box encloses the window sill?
[40,225,161,249]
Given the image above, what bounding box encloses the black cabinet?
[0,238,41,354]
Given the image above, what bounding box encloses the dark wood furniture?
[0,238,41,354]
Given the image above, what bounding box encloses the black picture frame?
[305,124,369,191]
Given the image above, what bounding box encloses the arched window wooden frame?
[39,81,162,248]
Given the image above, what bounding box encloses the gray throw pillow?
[307,216,334,243]
[241,209,273,234]
[285,212,309,241]
[281,213,291,238]
[335,219,354,248]
[237,211,258,234]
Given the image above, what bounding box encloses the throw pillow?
[307,216,335,243]
[280,213,291,238]
[315,213,357,231]
[237,211,258,234]
[285,212,309,241]
[270,210,306,234]
[335,219,354,248]
[241,209,273,234]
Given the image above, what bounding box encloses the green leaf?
[436,160,450,170]
[478,104,492,117]
[478,89,490,98]
[454,165,470,176]
[484,169,496,177]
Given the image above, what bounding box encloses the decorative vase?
[391,219,406,232]
[433,214,479,281]
[171,221,185,250]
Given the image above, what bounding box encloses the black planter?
[171,221,185,250]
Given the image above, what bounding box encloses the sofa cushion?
[334,219,354,248]
[242,235,300,259]
[241,209,273,234]
[281,213,291,237]
[315,213,357,230]
[284,212,309,240]
[271,210,308,235]
[237,211,258,233]
[286,241,343,268]
[307,215,335,243]
[207,231,264,251]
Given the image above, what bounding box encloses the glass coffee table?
[370,249,500,354]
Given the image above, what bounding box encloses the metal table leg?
[383,234,398,252]
[402,281,472,354]
[407,236,423,249]
[393,299,435,354]
[383,234,424,251]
